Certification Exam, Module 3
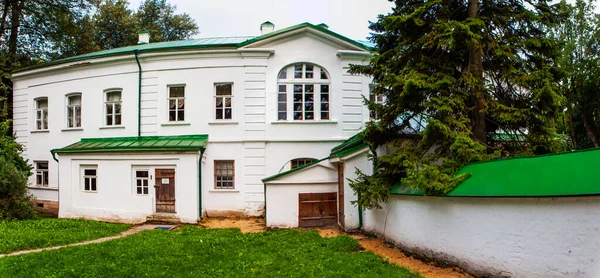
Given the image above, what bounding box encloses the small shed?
[263,158,339,228]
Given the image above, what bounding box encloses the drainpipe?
[134,50,142,139]
[50,149,60,213]
[198,148,206,221]
[357,192,363,230]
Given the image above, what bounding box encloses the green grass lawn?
[0,226,421,277]
[0,218,130,254]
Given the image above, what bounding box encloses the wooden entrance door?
[155,169,176,213]
[298,192,337,228]
[337,162,345,229]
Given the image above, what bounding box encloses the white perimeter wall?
[266,183,337,228]
[363,195,600,277]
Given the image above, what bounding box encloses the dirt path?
[0,225,165,258]
[199,217,265,233]
[318,229,471,278]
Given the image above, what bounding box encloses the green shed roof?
[330,133,367,158]
[52,135,208,154]
[262,157,329,183]
[16,22,372,73]
[392,148,600,197]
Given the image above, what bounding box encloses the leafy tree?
[93,0,138,50]
[555,0,600,150]
[136,0,198,42]
[0,120,34,220]
[350,0,564,208]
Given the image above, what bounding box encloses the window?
[168,86,185,122]
[135,170,149,195]
[369,84,385,119]
[214,160,234,189]
[105,90,122,126]
[291,158,316,169]
[35,98,48,130]
[66,94,81,128]
[215,83,233,120]
[83,167,97,192]
[35,161,49,186]
[277,63,330,121]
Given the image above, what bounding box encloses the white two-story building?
[12,22,375,225]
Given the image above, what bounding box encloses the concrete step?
[146,213,181,224]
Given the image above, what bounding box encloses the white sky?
[128,0,395,41]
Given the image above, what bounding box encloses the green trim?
[52,135,208,154]
[238,22,370,51]
[262,157,329,182]
[137,30,150,34]
[392,147,600,197]
[330,132,366,158]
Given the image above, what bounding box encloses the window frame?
[214,160,235,189]
[35,97,49,131]
[134,169,150,195]
[369,84,385,120]
[82,166,98,193]
[35,161,49,187]
[291,158,316,169]
[66,93,82,128]
[167,85,186,122]
[277,63,330,121]
[104,89,122,126]
[214,83,234,120]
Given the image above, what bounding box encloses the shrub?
[0,156,35,220]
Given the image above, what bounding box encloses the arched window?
[291,158,317,169]
[277,63,330,121]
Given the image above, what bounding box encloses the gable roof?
[52,135,208,154]
[393,148,600,197]
[262,157,330,183]
[15,22,373,74]
[329,133,367,158]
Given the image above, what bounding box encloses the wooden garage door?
[298,192,337,228]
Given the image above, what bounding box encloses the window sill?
[161,123,191,127]
[62,128,83,132]
[27,186,58,191]
[99,125,125,130]
[208,121,239,125]
[209,189,239,193]
[271,120,338,125]
[31,130,49,134]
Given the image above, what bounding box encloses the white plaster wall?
[341,151,372,230]
[265,183,337,228]
[363,195,600,277]
[29,188,58,201]
[58,152,199,223]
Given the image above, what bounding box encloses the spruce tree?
[350,0,564,208]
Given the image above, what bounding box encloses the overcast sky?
[128,0,395,41]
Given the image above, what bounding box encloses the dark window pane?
[169,111,176,121]
[321,69,328,79]
[216,84,232,96]
[321,112,329,120]
[305,72,313,79]
[225,98,231,108]
[305,112,314,120]
[279,71,287,79]
[294,112,302,120]
[115,104,121,113]
[91,178,97,191]
[305,85,313,93]
[115,115,121,125]
[38,163,48,170]
[294,85,302,93]
[136,171,148,178]
[278,112,287,120]
[169,86,185,98]
[278,94,286,102]
[106,116,112,126]
[278,103,287,111]
[85,169,96,176]
[216,109,223,119]
[278,85,286,92]
[321,85,329,93]
[305,65,313,72]
[178,111,185,121]
[225,108,232,119]
[37,175,42,185]
[137,187,142,194]
[106,104,113,114]
[85,178,90,191]
[143,188,148,194]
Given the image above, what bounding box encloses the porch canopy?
[52,135,208,154]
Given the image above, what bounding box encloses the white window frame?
[104,89,122,126]
[214,83,233,120]
[35,97,49,130]
[82,166,98,193]
[277,63,330,121]
[134,169,150,195]
[369,84,385,120]
[167,85,185,122]
[66,93,82,128]
[35,161,49,187]
[214,160,235,189]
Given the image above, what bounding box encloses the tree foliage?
[350,0,565,209]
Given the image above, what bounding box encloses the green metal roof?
[16,22,373,73]
[330,133,368,158]
[392,148,600,197]
[52,135,208,154]
[262,157,329,183]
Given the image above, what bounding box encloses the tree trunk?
[581,109,599,148]
[8,0,23,56]
[568,111,578,149]
[0,0,10,48]
[467,0,486,144]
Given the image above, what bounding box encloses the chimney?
[317,23,329,29]
[137,30,150,44]
[260,21,275,35]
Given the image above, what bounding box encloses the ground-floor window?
[135,170,149,195]
[215,160,234,189]
[35,161,49,186]
[82,167,97,192]
[291,158,316,169]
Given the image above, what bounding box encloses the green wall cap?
[330,132,366,158]
[137,30,150,34]
[52,134,208,154]
[392,147,600,197]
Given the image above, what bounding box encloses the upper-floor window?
[168,86,185,122]
[215,83,233,120]
[35,161,49,186]
[35,98,48,130]
[369,84,385,119]
[105,90,122,126]
[66,94,81,128]
[277,63,330,121]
